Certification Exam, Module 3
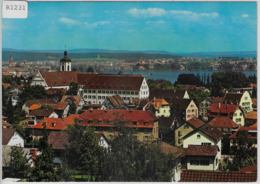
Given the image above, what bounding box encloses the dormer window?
[132,122,138,126]
[42,122,47,127]
[98,121,103,125]
[51,122,56,127]
[79,120,83,124]
[144,122,148,126]
[89,120,93,124]
[108,121,113,125]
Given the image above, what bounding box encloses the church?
[31,50,150,104]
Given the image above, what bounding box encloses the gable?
[182,130,216,148]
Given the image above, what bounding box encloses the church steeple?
[60,47,72,72]
[9,52,13,68]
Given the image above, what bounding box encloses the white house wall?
[7,131,24,147]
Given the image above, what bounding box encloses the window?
[87,89,91,93]
[98,121,103,125]
[98,96,101,99]
[202,142,211,146]
[144,122,148,126]
[191,105,194,107]
[144,136,149,142]
[135,92,138,95]
[245,97,248,100]
[200,160,210,166]
[187,110,191,113]
[184,124,189,129]
[192,109,194,112]
[190,160,199,165]
[234,113,237,116]
[102,90,105,93]
[79,120,83,124]
[110,90,113,94]
[93,90,96,93]
[131,91,134,95]
[108,121,113,125]
[92,96,96,99]
[89,120,93,124]
[197,134,201,139]
[216,158,218,165]
[106,90,109,94]
[240,113,242,116]
[236,118,241,122]
[132,121,138,126]
[118,91,122,94]
[178,139,181,144]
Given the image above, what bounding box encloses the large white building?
[80,74,149,104]
[31,50,149,104]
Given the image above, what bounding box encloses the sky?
[2,2,257,53]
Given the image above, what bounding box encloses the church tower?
[9,52,13,68]
[60,49,72,72]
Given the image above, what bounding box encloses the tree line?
[7,123,175,182]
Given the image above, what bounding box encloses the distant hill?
[2,48,256,62]
[178,51,257,58]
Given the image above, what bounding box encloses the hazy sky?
[2,2,257,53]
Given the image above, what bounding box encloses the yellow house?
[224,91,253,115]
[145,98,171,117]
[182,125,223,171]
[175,117,204,146]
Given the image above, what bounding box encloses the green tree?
[64,122,103,181]
[5,98,15,123]
[188,90,210,106]
[9,146,31,179]
[102,125,174,181]
[65,82,79,96]
[228,130,257,171]
[18,85,47,107]
[29,129,59,181]
[68,101,77,115]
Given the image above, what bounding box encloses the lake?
[106,70,257,84]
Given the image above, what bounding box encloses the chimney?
[218,103,221,108]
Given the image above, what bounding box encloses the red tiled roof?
[199,124,223,141]
[29,104,42,111]
[48,131,69,150]
[207,97,224,103]
[54,101,69,110]
[2,121,12,128]
[2,115,7,119]
[240,164,257,173]
[224,93,243,104]
[245,111,257,120]
[29,109,54,117]
[2,83,10,88]
[2,128,16,145]
[229,126,257,139]
[158,141,184,157]
[79,74,144,90]
[186,117,204,129]
[184,145,218,157]
[63,114,80,126]
[79,110,158,128]
[31,118,65,130]
[180,170,257,182]
[207,103,241,118]
[251,122,257,128]
[208,116,238,129]
[47,88,67,95]
[40,71,81,86]
[171,98,193,110]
